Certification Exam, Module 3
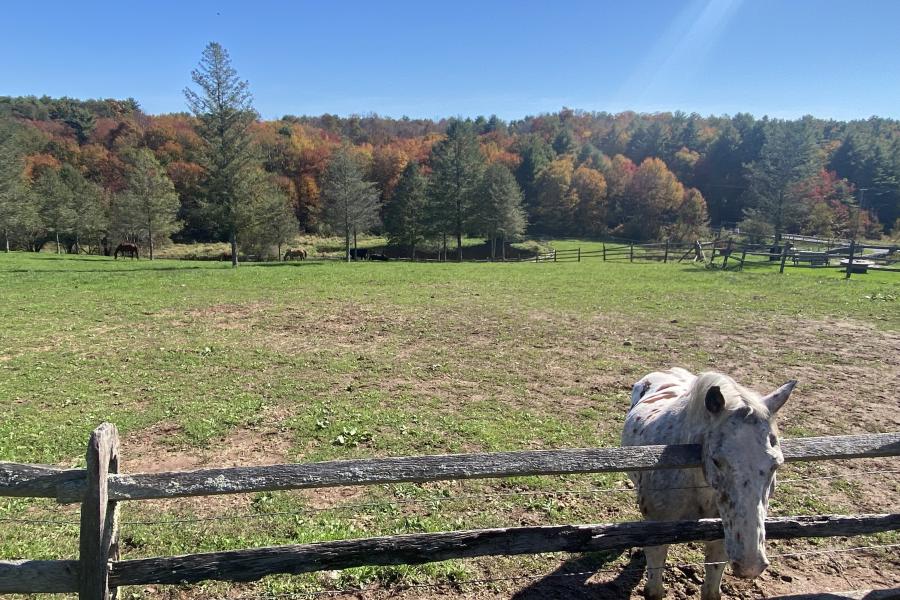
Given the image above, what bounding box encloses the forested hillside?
[2,82,898,258]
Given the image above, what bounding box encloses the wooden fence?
[532,238,900,277]
[1,425,899,598]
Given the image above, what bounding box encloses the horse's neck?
[671,399,709,445]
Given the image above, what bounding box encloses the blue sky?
[2,0,899,121]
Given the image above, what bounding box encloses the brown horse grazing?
[283,248,307,261]
[114,243,139,260]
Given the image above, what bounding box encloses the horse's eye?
[712,458,722,469]
[769,434,778,447]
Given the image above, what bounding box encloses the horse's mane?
[685,371,771,422]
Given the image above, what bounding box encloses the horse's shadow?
[512,550,645,600]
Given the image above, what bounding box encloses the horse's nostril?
[731,561,768,579]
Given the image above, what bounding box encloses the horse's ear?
[705,386,725,414]
[762,380,797,415]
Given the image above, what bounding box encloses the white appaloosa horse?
[622,368,796,600]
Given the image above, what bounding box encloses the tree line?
[2,42,898,265]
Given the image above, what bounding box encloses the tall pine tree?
[112,149,181,259]
[744,119,820,240]
[427,120,484,261]
[470,163,526,259]
[320,146,380,262]
[384,162,427,258]
[184,42,258,267]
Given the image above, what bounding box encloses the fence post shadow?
[511,549,645,600]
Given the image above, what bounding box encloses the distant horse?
[623,368,796,600]
[693,240,706,262]
[114,243,139,260]
[349,248,369,260]
[283,248,307,261]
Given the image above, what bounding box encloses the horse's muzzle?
[731,559,769,579]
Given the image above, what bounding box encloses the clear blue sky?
[2,0,899,121]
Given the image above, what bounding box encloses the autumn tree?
[624,158,684,240]
[572,165,608,236]
[184,42,259,266]
[669,187,709,242]
[532,156,577,235]
[320,146,380,262]
[470,163,526,259]
[384,162,427,258]
[370,145,408,208]
[428,120,484,260]
[112,149,181,259]
[599,154,636,230]
[790,169,856,237]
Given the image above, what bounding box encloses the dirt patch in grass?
[124,415,294,475]
[165,301,274,331]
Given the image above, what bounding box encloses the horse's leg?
[701,540,727,600]
[643,544,669,600]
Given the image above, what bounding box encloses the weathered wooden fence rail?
[4,432,897,502]
[4,514,897,593]
[1,427,898,597]
[531,239,899,276]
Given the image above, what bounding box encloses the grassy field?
[1,250,898,599]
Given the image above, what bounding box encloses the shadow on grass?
[511,550,645,600]
[249,261,326,268]
[5,255,115,262]
[2,258,327,273]
[3,266,216,273]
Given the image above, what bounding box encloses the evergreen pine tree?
[427,120,484,261]
[320,146,380,262]
[184,42,259,267]
[384,162,427,258]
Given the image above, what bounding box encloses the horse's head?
[699,377,796,579]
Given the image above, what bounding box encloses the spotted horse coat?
[622,368,796,600]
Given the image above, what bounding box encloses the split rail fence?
[1,425,899,598]
[533,239,899,277]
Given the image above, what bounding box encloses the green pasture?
[0,249,897,598]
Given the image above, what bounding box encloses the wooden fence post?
[663,240,669,263]
[79,423,119,600]
[846,240,856,279]
[779,244,789,274]
[602,243,606,261]
[629,243,634,262]
[577,248,581,262]
[553,250,557,262]
[739,248,747,271]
